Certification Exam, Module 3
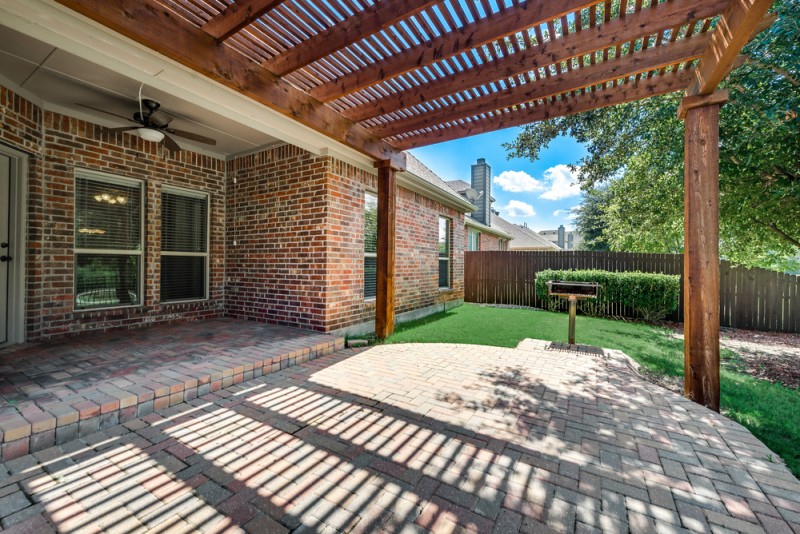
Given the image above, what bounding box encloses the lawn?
[385,303,800,478]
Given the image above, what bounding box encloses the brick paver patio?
[0,319,344,462]
[0,340,798,533]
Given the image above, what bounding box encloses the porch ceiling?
[0,24,280,156]
[53,0,775,169]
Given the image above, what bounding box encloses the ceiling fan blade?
[166,129,217,146]
[162,133,182,152]
[149,111,173,128]
[76,103,137,123]
[106,126,139,134]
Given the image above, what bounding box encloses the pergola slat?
[374,33,711,138]
[309,0,597,102]
[687,0,775,95]
[203,0,289,41]
[55,0,406,170]
[344,0,728,123]
[392,69,694,149]
[264,0,441,77]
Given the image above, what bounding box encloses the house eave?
[464,218,512,240]
[397,171,477,213]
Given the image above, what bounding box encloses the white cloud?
[539,165,582,200]
[493,170,546,193]
[554,206,580,220]
[500,200,536,218]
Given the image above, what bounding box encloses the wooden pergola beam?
[55,0,406,171]
[375,161,399,340]
[687,0,775,96]
[346,0,727,123]
[264,0,439,77]
[202,0,288,41]
[392,69,693,150]
[375,33,710,139]
[310,0,597,103]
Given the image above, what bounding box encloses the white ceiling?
[0,24,280,157]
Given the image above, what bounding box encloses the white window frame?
[160,185,210,304]
[364,190,377,301]
[74,169,144,310]
[468,228,480,251]
[438,216,451,289]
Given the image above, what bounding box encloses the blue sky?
[410,129,588,232]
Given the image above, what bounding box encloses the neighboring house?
[0,25,476,343]
[492,219,561,251]
[448,159,557,252]
[539,225,583,250]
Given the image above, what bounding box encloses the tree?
[573,185,611,251]
[505,0,799,270]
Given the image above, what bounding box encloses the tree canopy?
[505,0,799,270]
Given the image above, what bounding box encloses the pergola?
[57,0,774,412]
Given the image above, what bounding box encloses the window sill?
[438,287,453,292]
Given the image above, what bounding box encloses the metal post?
[568,296,577,345]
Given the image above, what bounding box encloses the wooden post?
[679,91,727,412]
[375,161,398,340]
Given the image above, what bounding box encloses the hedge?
[535,269,680,323]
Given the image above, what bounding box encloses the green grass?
[386,303,800,477]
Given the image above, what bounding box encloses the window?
[364,192,377,299]
[467,229,480,251]
[438,217,451,288]
[161,188,209,302]
[75,172,142,309]
[499,239,508,251]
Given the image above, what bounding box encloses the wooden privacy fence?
[464,251,800,333]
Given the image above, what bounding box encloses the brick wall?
[225,145,330,330]
[228,147,466,333]
[1,85,227,340]
[479,232,503,251]
[3,83,466,340]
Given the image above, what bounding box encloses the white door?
[0,154,9,344]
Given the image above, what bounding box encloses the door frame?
[0,143,27,346]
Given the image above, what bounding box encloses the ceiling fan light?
[137,127,165,143]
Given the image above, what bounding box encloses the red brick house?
[0,9,481,344]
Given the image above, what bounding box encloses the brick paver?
[0,319,344,461]
[0,340,797,533]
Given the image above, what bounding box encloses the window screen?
[161,189,209,302]
[364,192,378,299]
[75,173,142,309]
[439,217,451,288]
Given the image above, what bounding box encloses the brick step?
[0,336,345,462]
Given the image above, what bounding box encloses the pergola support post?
[375,161,399,340]
[678,90,728,412]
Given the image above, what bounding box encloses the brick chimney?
[470,158,491,226]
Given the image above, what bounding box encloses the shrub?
[535,269,680,323]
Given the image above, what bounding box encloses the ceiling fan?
[77,90,217,152]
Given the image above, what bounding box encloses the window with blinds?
[74,172,142,309]
[161,188,209,302]
[364,191,377,299]
[439,217,451,288]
